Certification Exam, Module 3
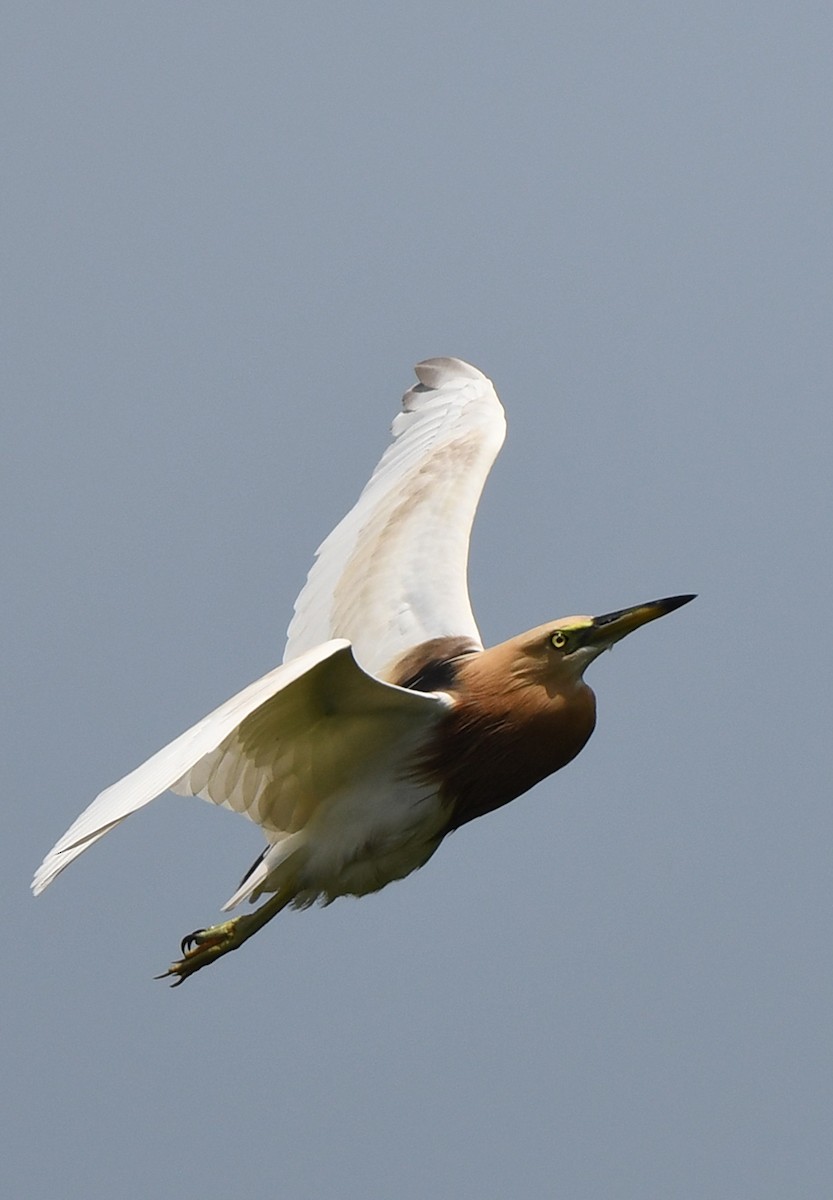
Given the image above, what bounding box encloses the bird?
[32,357,694,984]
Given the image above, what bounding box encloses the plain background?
[4,4,831,1198]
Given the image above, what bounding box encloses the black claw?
[154,965,190,986]
[180,928,205,956]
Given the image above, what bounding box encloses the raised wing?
[284,357,506,678]
[32,641,448,896]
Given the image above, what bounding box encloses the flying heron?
[33,358,694,984]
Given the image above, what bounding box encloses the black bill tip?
[657,593,697,614]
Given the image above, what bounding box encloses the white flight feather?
[284,357,506,677]
[33,642,449,895]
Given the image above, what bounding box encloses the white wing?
[32,641,448,895]
[284,357,506,678]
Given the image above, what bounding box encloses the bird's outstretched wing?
[284,358,506,679]
[32,642,449,896]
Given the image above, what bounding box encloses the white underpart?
[219,722,451,911]
[285,358,506,677]
[32,358,503,910]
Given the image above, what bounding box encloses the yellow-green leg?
[157,890,289,986]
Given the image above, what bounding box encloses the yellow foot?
[156,919,242,987]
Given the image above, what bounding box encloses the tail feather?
[221,832,304,911]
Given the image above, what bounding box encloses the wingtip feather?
[412,357,489,390]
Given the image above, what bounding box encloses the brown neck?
[412,648,597,831]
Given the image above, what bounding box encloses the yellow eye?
[550,630,569,649]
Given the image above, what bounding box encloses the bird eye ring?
[550,630,569,649]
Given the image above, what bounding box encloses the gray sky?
[4,3,832,1197]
